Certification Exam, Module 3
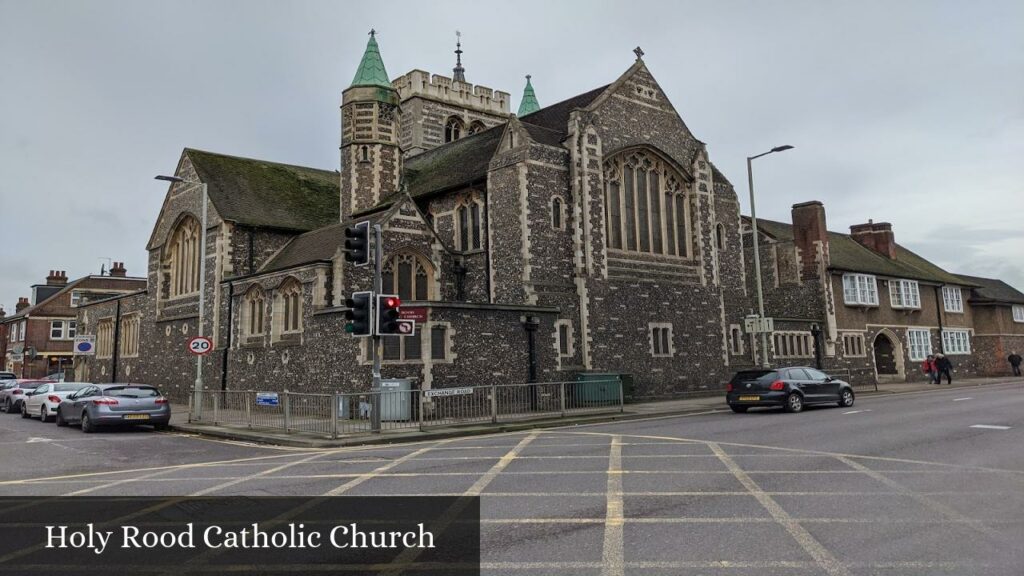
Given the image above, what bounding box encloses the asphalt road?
[1,381,1022,575]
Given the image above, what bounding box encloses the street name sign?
[424,387,473,398]
[255,392,280,406]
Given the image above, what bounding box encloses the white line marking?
[953,397,973,402]
[26,437,53,443]
[970,424,1011,430]
[842,409,872,414]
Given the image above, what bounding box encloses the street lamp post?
[746,145,793,368]
[156,175,209,415]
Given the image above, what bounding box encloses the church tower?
[340,30,402,221]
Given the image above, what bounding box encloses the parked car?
[0,380,50,414]
[0,372,16,381]
[45,372,67,382]
[21,382,91,422]
[726,367,855,413]
[56,384,171,432]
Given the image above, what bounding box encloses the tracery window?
[167,216,201,297]
[243,287,266,337]
[604,150,690,257]
[468,121,486,135]
[382,253,433,301]
[456,196,483,251]
[277,279,302,334]
[444,117,463,143]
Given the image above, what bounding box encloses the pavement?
[1,378,1022,575]
[169,376,1017,448]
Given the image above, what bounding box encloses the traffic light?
[344,221,370,267]
[376,294,414,336]
[344,291,373,337]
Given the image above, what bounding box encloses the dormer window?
[842,273,878,306]
[889,279,921,309]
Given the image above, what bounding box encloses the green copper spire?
[350,29,392,89]
[517,75,540,116]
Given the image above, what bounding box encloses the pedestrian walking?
[1009,351,1022,377]
[935,353,953,385]
[921,355,938,384]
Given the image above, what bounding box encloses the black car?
[726,367,855,413]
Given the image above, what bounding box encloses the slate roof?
[261,222,345,274]
[402,125,506,199]
[753,218,968,285]
[518,84,610,141]
[955,274,1024,305]
[185,149,339,232]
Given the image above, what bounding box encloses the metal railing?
[188,379,623,439]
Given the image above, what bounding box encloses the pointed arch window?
[167,216,202,297]
[277,280,303,335]
[382,253,434,301]
[468,121,486,135]
[444,117,464,143]
[715,223,726,251]
[456,195,483,251]
[603,150,690,258]
[242,286,266,337]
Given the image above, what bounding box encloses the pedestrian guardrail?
[187,379,623,439]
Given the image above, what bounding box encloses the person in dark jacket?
[1009,352,1022,377]
[935,353,953,384]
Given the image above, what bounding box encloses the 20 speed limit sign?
[187,336,214,356]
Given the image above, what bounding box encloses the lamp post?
[155,175,209,415]
[747,145,793,368]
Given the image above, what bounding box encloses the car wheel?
[56,410,67,427]
[2,400,9,413]
[838,389,855,408]
[784,393,804,413]
[40,406,51,423]
[81,413,96,434]
[21,403,31,418]
[729,404,749,413]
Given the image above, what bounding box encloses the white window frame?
[68,321,76,339]
[51,321,65,340]
[649,323,674,357]
[889,279,921,310]
[842,273,878,306]
[942,286,963,313]
[1013,305,1024,323]
[906,328,932,361]
[942,329,971,355]
[70,291,82,307]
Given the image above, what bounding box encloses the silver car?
[21,382,91,422]
[56,384,171,432]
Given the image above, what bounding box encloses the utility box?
[574,373,623,405]
[379,378,413,421]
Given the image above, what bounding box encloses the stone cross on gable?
[633,46,644,60]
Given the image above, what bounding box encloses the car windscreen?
[105,386,160,398]
[730,370,778,384]
[53,383,89,392]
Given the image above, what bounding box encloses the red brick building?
[1,265,145,378]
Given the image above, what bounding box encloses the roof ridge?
[518,84,610,122]
[185,148,337,177]
[405,123,506,165]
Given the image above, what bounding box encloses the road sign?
[396,319,415,336]
[255,392,279,406]
[424,387,473,398]
[399,307,427,322]
[743,316,774,334]
[187,336,214,356]
[73,336,96,356]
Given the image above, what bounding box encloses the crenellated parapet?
[394,70,510,115]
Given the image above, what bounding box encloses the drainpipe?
[111,299,121,383]
[523,316,540,410]
[482,186,492,303]
[247,229,255,274]
[220,282,234,391]
[934,285,945,354]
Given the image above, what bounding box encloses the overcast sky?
[1,0,1022,311]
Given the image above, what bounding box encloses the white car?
[22,382,91,422]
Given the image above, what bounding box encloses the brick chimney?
[15,297,30,313]
[850,220,897,259]
[110,262,127,277]
[46,270,68,286]
[791,201,830,280]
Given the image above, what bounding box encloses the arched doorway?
[872,329,905,381]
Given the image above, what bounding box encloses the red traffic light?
[383,296,401,308]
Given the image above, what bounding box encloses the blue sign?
[255,392,279,406]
